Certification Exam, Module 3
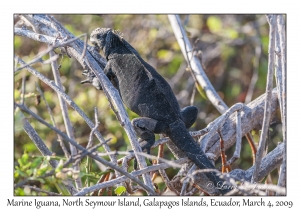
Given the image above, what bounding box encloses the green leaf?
[14,36,22,49]
[16,169,28,177]
[37,164,49,176]
[14,171,20,179]
[22,162,32,170]
[157,49,172,60]
[225,28,238,39]
[115,186,126,195]
[55,160,64,173]
[31,157,43,168]
[81,173,99,180]
[21,153,29,163]
[14,188,25,196]
[94,169,113,177]
[36,178,46,184]
[17,158,23,167]
[207,16,222,33]
[26,169,33,176]
[195,82,207,100]
[23,142,38,153]
[149,28,157,39]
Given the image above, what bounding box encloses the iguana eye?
[97,34,102,39]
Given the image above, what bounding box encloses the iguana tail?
[167,119,230,194]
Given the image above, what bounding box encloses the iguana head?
[90,28,124,57]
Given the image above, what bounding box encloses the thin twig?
[245,133,257,165]
[80,33,88,60]
[190,83,196,105]
[222,173,286,196]
[86,107,100,149]
[99,151,183,169]
[276,14,286,191]
[35,82,70,158]
[200,103,243,151]
[251,15,276,183]
[218,130,231,173]
[157,143,180,195]
[74,140,112,165]
[15,33,86,73]
[21,71,26,105]
[99,173,111,195]
[75,158,188,196]
[168,14,228,113]
[245,19,262,104]
[23,185,61,196]
[180,164,197,195]
[227,109,242,165]
[49,50,82,189]
[15,27,56,43]
[16,102,78,147]
[90,173,109,196]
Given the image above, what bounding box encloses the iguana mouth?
[90,42,102,53]
[90,37,99,48]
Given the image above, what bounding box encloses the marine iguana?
[84,28,229,194]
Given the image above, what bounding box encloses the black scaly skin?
[88,28,229,194]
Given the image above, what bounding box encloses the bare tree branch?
[200,103,243,151]
[35,82,70,158]
[230,142,284,183]
[168,15,228,113]
[23,185,61,196]
[245,19,262,104]
[49,50,82,189]
[251,15,276,183]
[206,88,279,159]
[276,14,286,191]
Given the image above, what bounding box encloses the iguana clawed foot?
[130,139,154,170]
[80,69,102,90]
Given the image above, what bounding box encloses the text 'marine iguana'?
[85,28,229,194]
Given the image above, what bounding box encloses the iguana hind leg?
[131,117,157,154]
[180,106,198,129]
[131,117,169,169]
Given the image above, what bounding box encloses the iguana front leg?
[81,69,102,90]
[81,62,119,90]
